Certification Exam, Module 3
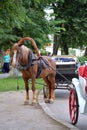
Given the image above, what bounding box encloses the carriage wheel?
[43,84,48,99]
[69,88,79,125]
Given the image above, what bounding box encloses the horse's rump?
[38,56,56,78]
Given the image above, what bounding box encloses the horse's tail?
[18,37,41,57]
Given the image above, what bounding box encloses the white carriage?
[69,65,87,124]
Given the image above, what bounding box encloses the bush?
[78,56,87,65]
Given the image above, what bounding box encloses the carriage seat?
[78,65,87,78]
[78,65,87,93]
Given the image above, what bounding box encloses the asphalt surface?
[38,90,80,130]
[47,89,87,130]
[0,73,80,130]
[0,73,10,78]
[0,90,69,130]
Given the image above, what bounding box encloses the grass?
[0,77,44,92]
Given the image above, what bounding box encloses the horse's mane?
[20,45,30,65]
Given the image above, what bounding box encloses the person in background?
[2,50,10,73]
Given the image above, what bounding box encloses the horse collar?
[17,51,35,70]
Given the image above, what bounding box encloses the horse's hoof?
[31,99,37,104]
[31,102,37,105]
[44,98,50,103]
[31,101,37,106]
[24,100,29,105]
[49,99,54,104]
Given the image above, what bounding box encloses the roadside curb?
[38,90,80,130]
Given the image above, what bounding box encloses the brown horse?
[11,37,56,104]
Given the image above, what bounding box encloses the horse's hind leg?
[43,77,51,103]
[44,76,55,103]
[50,76,55,103]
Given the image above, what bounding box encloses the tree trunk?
[84,47,87,56]
[53,35,59,55]
[62,40,69,55]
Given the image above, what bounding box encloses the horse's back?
[40,56,56,77]
[43,56,56,68]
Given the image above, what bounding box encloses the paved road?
[0,90,70,130]
[0,73,10,78]
[41,89,87,130]
[39,90,79,130]
[0,74,79,130]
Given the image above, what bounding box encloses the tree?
[1,0,87,54]
[84,47,87,56]
[21,0,51,49]
[48,0,87,55]
[0,0,26,49]
[0,0,51,50]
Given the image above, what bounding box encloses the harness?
[17,51,35,70]
[36,58,48,78]
[16,50,48,78]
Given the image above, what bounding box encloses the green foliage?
[78,56,87,65]
[0,0,26,49]
[1,0,87,53]
[47,0,87,54]
[22,0,51,48]
[79,0,87,4]
[0,0,51,50]
[40,49,49,55]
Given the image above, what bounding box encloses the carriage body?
[52,55,79,89]
[69,64,87,125]
[53,56,87,125]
